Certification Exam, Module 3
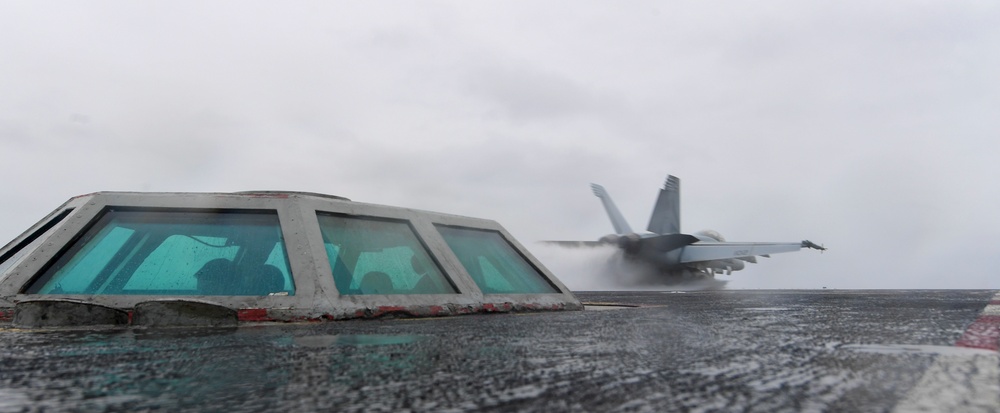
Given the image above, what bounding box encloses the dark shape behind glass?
[24,210,295,296]
[435,225,557,294]
[317,214,456,295]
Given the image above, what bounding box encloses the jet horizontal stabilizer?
[641,233,699,252]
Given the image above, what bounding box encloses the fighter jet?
[544,175,824,284]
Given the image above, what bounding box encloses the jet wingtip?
[801,240,826,251]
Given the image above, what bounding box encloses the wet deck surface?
[1,290,998,412]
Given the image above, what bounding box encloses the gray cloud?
[1,1,998,289]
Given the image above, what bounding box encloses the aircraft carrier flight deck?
[1,289,997,412]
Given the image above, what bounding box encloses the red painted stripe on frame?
[238,308,272,322]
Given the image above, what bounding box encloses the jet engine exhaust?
[534,244,727,291]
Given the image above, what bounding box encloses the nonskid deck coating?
[0,289,996,412]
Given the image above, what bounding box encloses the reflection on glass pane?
[24,210,295,296]
[0,208,73,281]
[265,242,295,292]
[124,235,237,291]
[436,225,557,294]
[317,214,456,295]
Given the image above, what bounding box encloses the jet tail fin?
[591,183,633,235]
[647,175,681,234]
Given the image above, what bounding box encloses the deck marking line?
[891,291,1000,412]
[956,292,1000,351]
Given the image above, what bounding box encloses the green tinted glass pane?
[123,236,236,291]
[264,242,295,292]
[477,257,515,292]
[25,210,295,296]
[317,214,456,295]
[435,225,557,294]
[38,226,135,294]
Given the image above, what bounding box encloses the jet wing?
[679,242,805,264]
[539,240,608,248]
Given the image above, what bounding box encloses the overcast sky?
[2,1,998,289]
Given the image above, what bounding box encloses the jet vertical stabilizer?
[591,184,633,235]
[647,175,681,235]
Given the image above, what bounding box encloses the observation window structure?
[23,209,295,297]
[436,225,557,294]
[318,213,456,295]
[0,208,74,282]
[0,191,582,327]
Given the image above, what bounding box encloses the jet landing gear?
[673,269,727,290]
[603,253,727,289]
[679,269,704,280]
